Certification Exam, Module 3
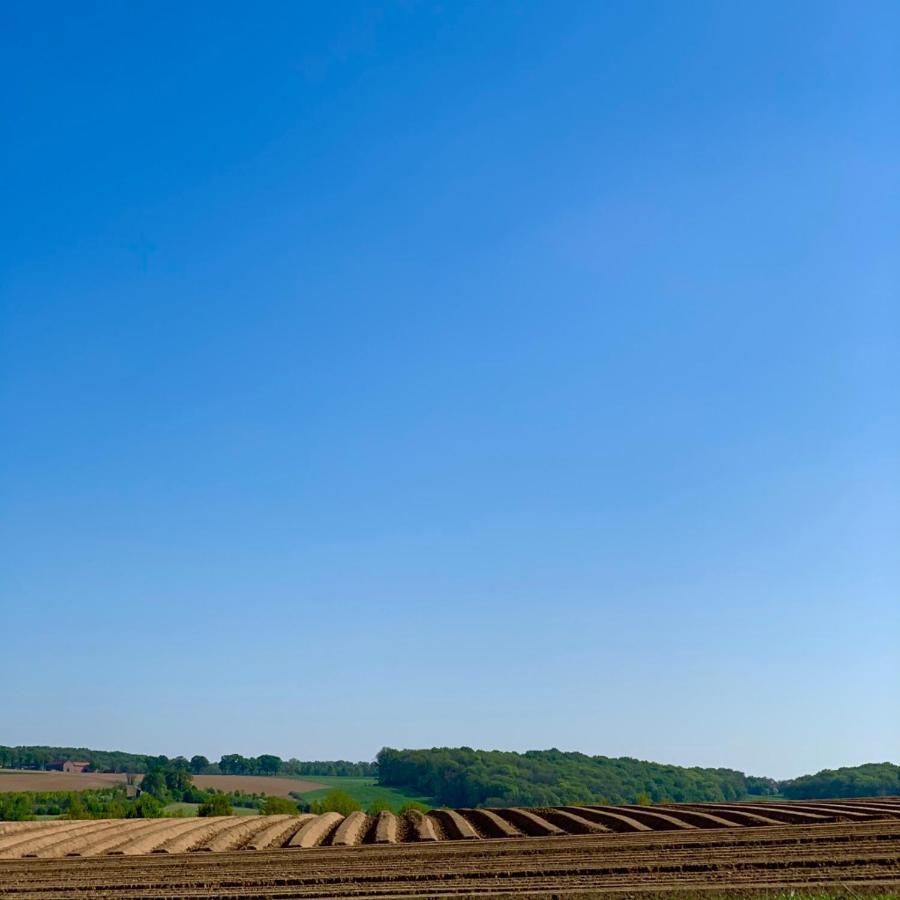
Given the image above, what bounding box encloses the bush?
[0,794,34,821]
[126,794,164,818]
[260,796,300,815]
[309,790,360,816]
[64,796,90,819]
[198,793,234,816]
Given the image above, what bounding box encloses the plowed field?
[190,775,327,797]
[0,770,127,792]
[0,770,326,799]
[1,798,898,897]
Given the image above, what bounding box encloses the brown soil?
[190,774,327,797]
[0,817,897,898]
[0,770,126,792]
[0,799,898,897]
[0,769,326,802]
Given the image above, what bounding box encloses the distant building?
[62,760,90,774]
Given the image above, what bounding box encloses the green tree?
[260,796,300,815]
[0,794,34,821]
[139,769,168,801]
[126,794,163,818]
[257,754,282,776]
[219,754,250,775]
[189,755,210,774]
[199,793,234,816]
[64,795,90,819]
[309,790,360,816]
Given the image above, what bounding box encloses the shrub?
[126,794,164,818]
[260,796,300,815]
[309,790,360,816]
[198,793,233,817]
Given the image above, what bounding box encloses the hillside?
[3,745,897,811]
[376,748,900,807]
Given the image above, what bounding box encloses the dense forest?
[780,763,900,799]
[376,747,777,806]
[0,746,375,778]
[376,748,900,807]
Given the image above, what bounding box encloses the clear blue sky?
[1,2,897,780]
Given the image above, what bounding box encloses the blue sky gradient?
[1,2,898,779]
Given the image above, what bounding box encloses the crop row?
[1,819,899,898]
[0,797,897,859]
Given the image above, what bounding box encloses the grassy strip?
[287,776,434,811]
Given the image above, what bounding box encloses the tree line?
[0,746,376,778]
[780,763,900,799]
[376,748,900,806]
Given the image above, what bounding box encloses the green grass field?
[287,776,434,811]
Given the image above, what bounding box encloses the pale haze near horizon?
[1,2,898,782]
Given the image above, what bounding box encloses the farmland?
[191,774,327,798]
[0,771,126,792]
[288,775,435,810]
[0,798,897,897]
[0,769,326,801]
[0,768,431,815]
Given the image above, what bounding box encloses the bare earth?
[0,771,126,792]
[0,798,898,897]
[191,775,327,797]
[0,770,325,799]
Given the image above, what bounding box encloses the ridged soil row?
[48,819,178,857]
[677,805,786,826]
[23,821,128,858]
[404,809,439,842]
[153,817,240,855]
[288,811,343,848]
[535,807,610,833]
[428,809,478,840]
[562,806,651,832]
[494,807,565,837]
[245,815,313,850]
[330,812,367,847]
[755,802,884,820]
[0,822,50,838]
[457,808,521,838]
[605,806,699,830]
[115,818,215,856]
[693,803,835,824]
[810,802,900,818]
[0,820,101,858]
[203,815,291,853]
[1,822,898,899]
[372,811,400,844]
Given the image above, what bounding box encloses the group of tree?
[781,763,900,799]
[0,787,160,821]
[375,747,779,808]
[0,746,374,778]
[215,755,375,777]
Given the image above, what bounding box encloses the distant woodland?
[375,748,900,807]
[0,747,375,778]
[2,745,897,808]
